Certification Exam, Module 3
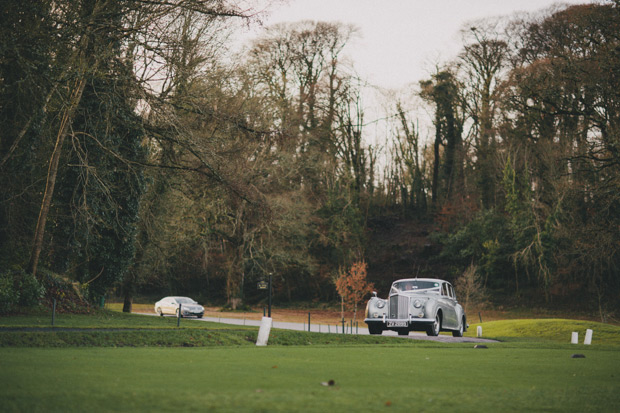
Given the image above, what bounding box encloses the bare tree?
[455,264,488,314]
[459,20,509,209]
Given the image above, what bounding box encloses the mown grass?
[0,308,209,329]
[1,345,619,412]
[3,310,620,347]
[0,309,432,347]
[466,319,620,345]
[2,311,620,412]
[0,327,442,348]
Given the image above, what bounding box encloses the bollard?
[177,303,182,327]
[52,298,56,326]
[342,318,345,334]
[308,312,311,332]
[584,329,593,345]
[571,332,578,344]
[477,326,482,338]
[256,317,273,346]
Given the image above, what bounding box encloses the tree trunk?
[122,294,133,313]
[432,121,441,206]
[28,78,86,277]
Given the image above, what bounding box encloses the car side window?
[448,284,455,299]
[441,283,448,296]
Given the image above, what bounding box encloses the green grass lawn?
[466,318,620,345]
[0,309,207,329]
[1,345,618,412]
[1,310,620,412]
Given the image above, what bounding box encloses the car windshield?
[391,280,440,294]
[175,297,196,304]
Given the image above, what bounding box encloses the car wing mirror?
[372,291,377,297]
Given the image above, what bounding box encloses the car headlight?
[413,300,422,308]
[376,300,386,309]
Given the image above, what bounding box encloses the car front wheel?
[427,314,441,336]
[368,324,383,335]
[452,317,465,337]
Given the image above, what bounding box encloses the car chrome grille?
[389,295,409,319]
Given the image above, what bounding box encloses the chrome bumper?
[364,317,434,327]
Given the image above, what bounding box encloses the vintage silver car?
[365,278,467,337]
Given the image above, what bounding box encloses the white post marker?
[477,326,482,338]
[584,329,593,345]
[571,332,578,344]
[256,317,273,346]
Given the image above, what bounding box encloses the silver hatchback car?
[365,278,467,337]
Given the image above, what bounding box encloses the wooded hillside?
[1,1,618,319]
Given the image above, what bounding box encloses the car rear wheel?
[452,317,465,337]
[156,307,163,316]
[427,313,441,336]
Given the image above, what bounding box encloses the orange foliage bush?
[335,261,374,321]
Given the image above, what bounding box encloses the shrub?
[0,271,19,314]
[18,270,45,306]
[0,268,45,313]
[38,268,91,313]
[454,264,488,314]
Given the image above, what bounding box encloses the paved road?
[145,313,498,343]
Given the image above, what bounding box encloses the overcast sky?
[248,0,595,91]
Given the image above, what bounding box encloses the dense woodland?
[1,1,618,319]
